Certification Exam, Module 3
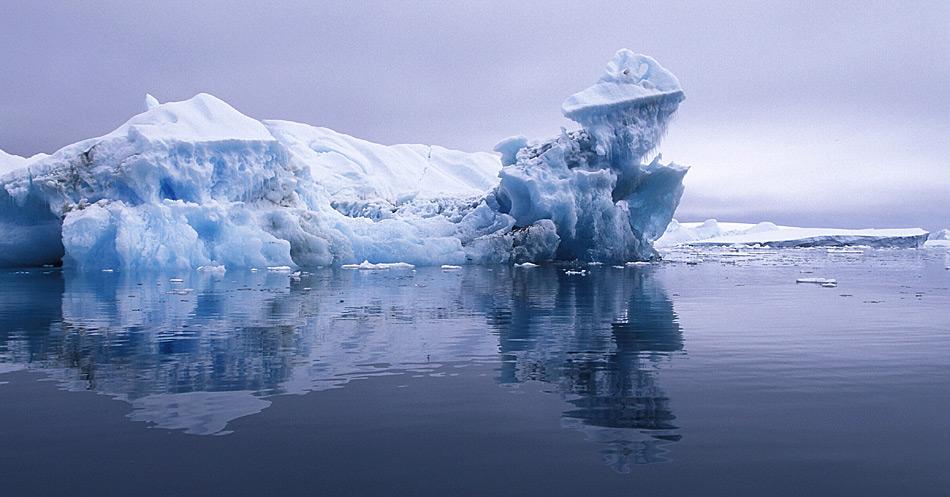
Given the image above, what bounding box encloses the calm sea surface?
[1,247,948,496]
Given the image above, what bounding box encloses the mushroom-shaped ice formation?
[561,49,684,124]
[490,49,689,263]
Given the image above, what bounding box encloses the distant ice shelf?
[926,229,950,248]
[0,49,688,270]
[657,219,930,249]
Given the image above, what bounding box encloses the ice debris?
[341,260,415,270]
[796,277,837,285]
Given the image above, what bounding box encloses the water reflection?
[485,268,683,471]
[0,265,683,468]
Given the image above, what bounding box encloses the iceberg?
[657,219,930,249]
[0,50,687,269]
[925,229,950,248]
[491,49,687,262]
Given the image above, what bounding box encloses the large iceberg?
[657,219,930,248]
[0,50,687,269]
[925,228,950,248]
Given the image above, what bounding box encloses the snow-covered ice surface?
[266,120,500,203]
[657,219,930,249]
[0,49,687,270]
[0,149,48,176]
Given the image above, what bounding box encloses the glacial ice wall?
[0,49,687,269]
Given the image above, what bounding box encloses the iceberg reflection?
[0,265,683,468]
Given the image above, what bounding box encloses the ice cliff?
[0,49,687,269]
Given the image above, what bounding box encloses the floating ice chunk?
[514,262,538,268]
[440,264,462,270]
[169,278,184,283]
[564,269,587,276]
[625,261,651,266]
[341,260,415,270]
[925,230,950,249]
[197,264,227,273]
[827,247,865,254]
[796,277,837,285]
[266,266,294,272]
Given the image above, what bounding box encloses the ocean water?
[0,247,948,496]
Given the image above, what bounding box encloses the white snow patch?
[197,264,227,273]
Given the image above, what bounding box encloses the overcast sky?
[1,1,947,228]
